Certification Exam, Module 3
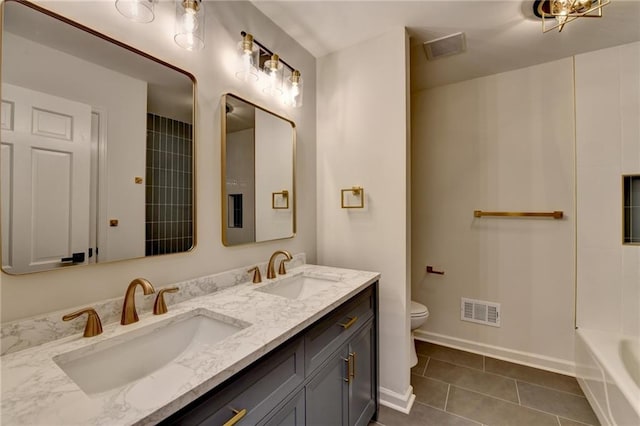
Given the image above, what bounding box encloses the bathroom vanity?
[162,284,377,426]
[0,263,379,425]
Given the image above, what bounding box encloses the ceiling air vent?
[461,297,501,327]
[423,32,466,61]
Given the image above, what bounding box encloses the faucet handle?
[278,258,291,275]
[248,266,262,283]
[153,287,179,315]
[62,308,103,337]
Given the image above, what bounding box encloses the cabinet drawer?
[161,338,304,426]
[305,287,373,374]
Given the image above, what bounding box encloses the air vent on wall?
[423,32,466,61]
[461,298,501,327]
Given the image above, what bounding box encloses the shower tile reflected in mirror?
[623,175,640,244]
[145,114,194,255]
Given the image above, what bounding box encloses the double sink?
[53,272,341,396]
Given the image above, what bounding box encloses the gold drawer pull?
[339,316,358,330]
[342,356,351,383]
[349,352,356,380]
[223,408,247,426]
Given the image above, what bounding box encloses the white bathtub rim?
[576,328,640,420]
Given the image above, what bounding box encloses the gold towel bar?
[474,210,563,219]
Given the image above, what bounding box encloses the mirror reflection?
[1,1,196,274]
[222,94,295,246]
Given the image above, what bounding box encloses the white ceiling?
[251,0,640,91]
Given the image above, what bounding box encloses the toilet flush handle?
[426,266,445,275]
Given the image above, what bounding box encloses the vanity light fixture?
[262,54,285,96]
[174,0,204,51]
[235,31,304,108]
[115,0,155,23]
[534,0,611,33]
[236,33,260,82]
[285,70,303,108]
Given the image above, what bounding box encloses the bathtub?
[576,329,640,426]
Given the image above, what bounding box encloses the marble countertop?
[1,264,379,425]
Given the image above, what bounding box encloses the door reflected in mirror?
[222,94,296,246]
[1,0,196,274]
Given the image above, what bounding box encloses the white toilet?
[410,300,429,367]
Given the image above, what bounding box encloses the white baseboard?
[379,385,415,414]
[414,330,576,376]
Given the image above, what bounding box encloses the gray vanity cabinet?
[161,283,378,426]
[305,320,376,426]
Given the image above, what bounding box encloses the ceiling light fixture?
[235,31,303,108]
[534,0,611,33]
[174,0,204,51]
[115,0,155,23]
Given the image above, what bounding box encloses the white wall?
[1,1,317,322]
[2,32,147,263]
[317,27,413,410]
[575,41,640,337]
[411,58,577,373]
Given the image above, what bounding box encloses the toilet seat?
[411,301,429,318]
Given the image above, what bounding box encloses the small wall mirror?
[222,94,296,246]
[623,175,640,244]
[1,0,196,274]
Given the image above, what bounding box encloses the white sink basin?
[257,273,340,300]
[53,309,249,395]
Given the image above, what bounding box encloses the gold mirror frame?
[1,0,197,274]
[221,93,296,246]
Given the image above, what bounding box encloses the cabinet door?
[305,348,349,426]
[349,321,376,426]
[260,389,305,426]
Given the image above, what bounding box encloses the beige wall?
[0,1,317,322]
[411,58,577,374]
[317,27,413,410]
[575,41,640,337]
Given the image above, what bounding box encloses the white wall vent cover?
[461,298,501,327]
[423,32,466,61]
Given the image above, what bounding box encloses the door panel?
[1,83,91,273]
[306,348,349,426]
[349,322,376,426]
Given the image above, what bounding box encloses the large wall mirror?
[1,0,196,274]
[222,94,296,246]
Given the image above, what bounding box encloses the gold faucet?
[121,278,155,325]
[62,307,103,337]
[266,250,292,279]
[153,287,179,315]
[248,266,262,283]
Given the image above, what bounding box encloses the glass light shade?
[236,34,259,82]
[115,0,155,23]
[285,70,303,108]
[262,54,284,96]
[174,0,204,51]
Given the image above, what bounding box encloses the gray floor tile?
[485,357,583,395]
[425,358,518,403]
[415,341,484,370]
[377,402,480,426]
[446,386,560,426]
[517,381,599,425]
[411,373,449,409]
[412,354,429,376]
[559,417,595,426]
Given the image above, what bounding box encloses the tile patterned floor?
[371,341,599,426]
